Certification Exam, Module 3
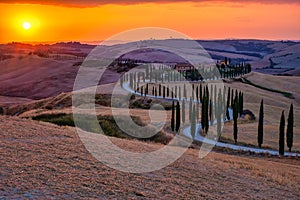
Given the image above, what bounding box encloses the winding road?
[122,82,300,157]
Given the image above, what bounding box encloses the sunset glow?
[0,1,299,43]
[22,22,31,30]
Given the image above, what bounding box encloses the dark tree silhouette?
[279,111,285,156]
[171,101,175,132]
[191,104,196,139]
[216,90,222,139]
[287,104,294,152]
[184,84,187,99]
[258,99,264,148]
[226,87,231,120]
[176,101,181,132]
[233,97,239,144]
[189,97,193,123]
[199,84,203,103]
[182,99,186,124]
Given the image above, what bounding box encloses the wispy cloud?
[1,0,300,7]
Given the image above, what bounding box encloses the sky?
[0,0,299,43]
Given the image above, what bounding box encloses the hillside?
[1,115,299,199]
[0,39,299,100]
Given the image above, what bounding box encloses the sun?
[22,22,31,30]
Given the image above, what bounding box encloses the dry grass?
[0,115,299,199]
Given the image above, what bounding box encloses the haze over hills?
[0,39,299,100]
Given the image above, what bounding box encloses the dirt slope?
[0,55,120,100]
[0,116,299,199]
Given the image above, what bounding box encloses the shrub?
[31,113,168,144]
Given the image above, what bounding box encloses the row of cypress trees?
[258,100,294,155]
[120,62,252,89]
[279,104,294,155]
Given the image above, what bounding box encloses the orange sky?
[0,1,299,43]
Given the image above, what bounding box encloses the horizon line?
[2,38,300,46]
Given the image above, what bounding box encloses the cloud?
[1,0,300,7]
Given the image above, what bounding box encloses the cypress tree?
[159,84,162,97]
[258,99,264,148]
[201,94,209,134]
[182,99,186,124]
[179,86,181,100]
[146,83,149,96]
[216,90,222,140]
[189,97,193,123]
[222,87,226,120]
[209,99,213,124]
[176,101,181,132]
[206,85,209,100]
[287,104,294,152]
[184,84,187,99]
[171,101,175,132]
[226,87,231,120]
[204,96,209,134]
[231,89,234,106]
[167,86,169,97]
[201,97,205,133]
[214,85,217,106]
[233,97,238,144]
[196,86,199,101]
[152,86,155,96]
[140,86,143,96]
[199,84,203,103]
[192,84,195,100]
[191,104,196,139]
[279,111,285,156]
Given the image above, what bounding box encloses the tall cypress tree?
[189,97,193,123]
[287,104,294,152]
[226,87,231,120]
[182,99,186,124]
[176,101,181,132]
[179,86,181,100]
[184,84,187,100]
[233,97,238,144]
[191,104,196,139]
[216,90,222,140]
[205,96,209,134]
[159,84,162,97]
[199,84,203,103]
[209,99,213,124]
[235,90,239,115]
[258,99,264,148]
[231,89,234,106]
[201,95,209,134]
[279,111,285,156]
[201,97,205,133]
[166,86,169,97]
[195,86,198,102]
[171,101,175,132]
